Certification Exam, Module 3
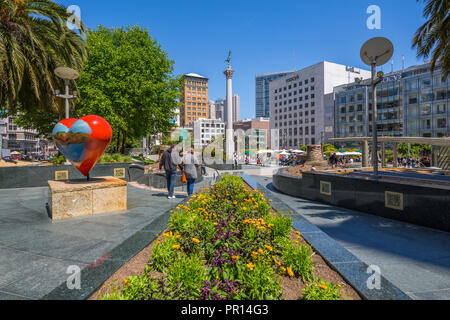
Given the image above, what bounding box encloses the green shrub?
[52,153,66,165]
[167,254,206,299]
[241,261,282,300]
[266,214,292,239]
[282,242,315,282]
[149,234,180,272]
[302,278,342,300]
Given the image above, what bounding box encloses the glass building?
[335,62,449,138]
[255,71,294,118]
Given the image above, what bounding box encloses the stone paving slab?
[246,173,450,300]
[0,176,213,300]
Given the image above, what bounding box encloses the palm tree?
[412,0,449,78]
[0,0,87,113]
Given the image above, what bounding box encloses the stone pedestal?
[305,145,328,166]
[48,176,127,220]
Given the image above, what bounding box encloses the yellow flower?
[318,284,328,290]
[294,230,301,235]
[172,244,180,250]
[269,199,273,202]
[258,248,265,255]
[267,224,274,228]
[247,262,255,270]
[162,233,168,237]
[192,238,200,244]
[286,267,294,277]
[233,201,237,205]
[337,283,342,288]
[231,255,240,260]
[123,279,129,286]
[274,260,281,266]
[265,245,273,252]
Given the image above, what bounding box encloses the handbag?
[181,171,187,184]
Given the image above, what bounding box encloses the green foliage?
[76,25,182,153]
[52,153,66,165]
[149,233,180,273]
[0,0,87,113]
[98,153,133,163]
[412,0,449,78]
[166,254,206,300]
[302,278,342,300]
[282,242,315,283]
[397,143,431,158]
[241,262,282,300]
[266,214,292,240]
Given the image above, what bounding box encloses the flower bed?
[96,175,359,300]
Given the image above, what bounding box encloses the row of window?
[274,78,315,93]
[275,110,316,119]
[273,102,316,114]
[274,118,316,127]
[186,87,207,92]
[280,126,316,136]
[283,137,316,147]
[275,94,315,104]
[185,80,207,87]
[275,86,315,97]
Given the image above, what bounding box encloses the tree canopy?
[75,25,181,153]
[0,0,87,113]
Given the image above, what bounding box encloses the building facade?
[208,100,216,120]
[334,62,449,138]
[214,99,225,121]
[193,118,225,149]
[179,73,209,127]
[255,71,294,118]
[269,61,371,149]
[0,115,50,155]
[233,118,271,150]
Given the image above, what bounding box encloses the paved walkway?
[247,171,450,300]
[0,176,213,300]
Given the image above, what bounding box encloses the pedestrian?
[233,152,238,169]
[412,158,416,168]
[182,149,200,197]
[159,144,182,199]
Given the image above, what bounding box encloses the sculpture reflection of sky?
[53,119,91,163]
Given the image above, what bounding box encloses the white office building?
[269,61,371,148]
[193,118,225,149]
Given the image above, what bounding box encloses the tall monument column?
[224,64,235,162]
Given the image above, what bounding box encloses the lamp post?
[54,67,80,119]
[360,37,394,177]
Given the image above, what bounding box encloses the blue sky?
[56,0,427,120]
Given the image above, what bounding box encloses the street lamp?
[360,37,394,177]
[54,67,80,119]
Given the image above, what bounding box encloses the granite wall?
[273,169,450,232]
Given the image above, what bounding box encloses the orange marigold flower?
[258,248,265,255]
[247,262,255,270]
[192,238,200,244]
[318,284,328,290]
[265,245,273,252]
[287,267,294,277]
[172,244,180,250]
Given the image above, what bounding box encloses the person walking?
[159,144,182,199]
[182,149,200,197]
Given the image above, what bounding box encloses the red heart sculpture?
[52,115,112,176]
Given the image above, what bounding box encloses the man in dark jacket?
[159,144,182,199]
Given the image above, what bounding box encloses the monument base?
[48,176,127,220]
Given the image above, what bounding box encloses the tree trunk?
[116,131,121,153]
[121,130,127,154]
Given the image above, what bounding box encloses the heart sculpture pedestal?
[48,177,127,220]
